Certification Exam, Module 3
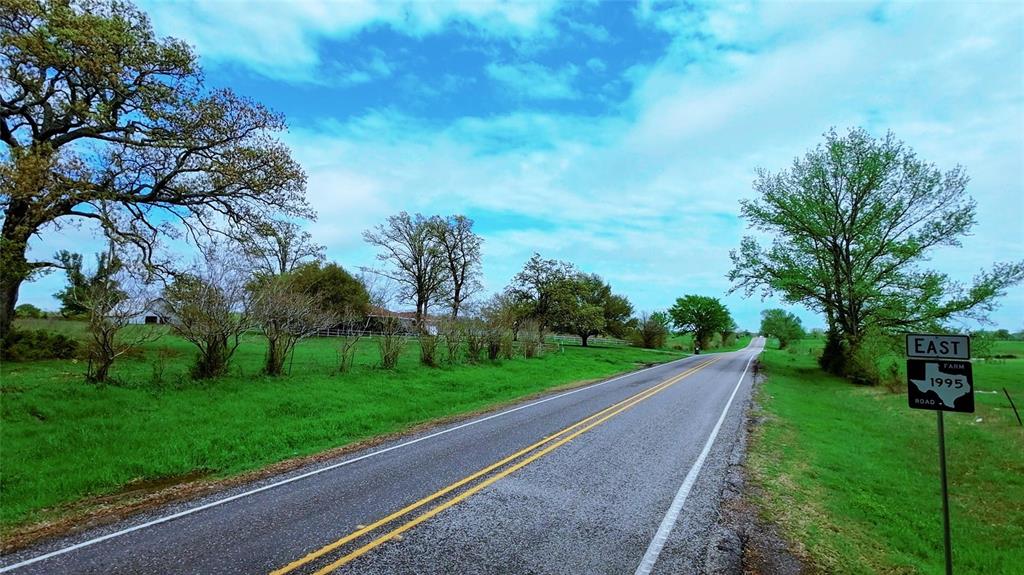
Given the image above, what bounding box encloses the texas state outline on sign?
[909,363,970,408]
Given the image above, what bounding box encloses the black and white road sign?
[907,359,974,413]
[906,333,971,360]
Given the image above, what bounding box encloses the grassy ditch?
[747,338,1024,574]
[0,323,685,535]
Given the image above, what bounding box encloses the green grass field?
[748,338,1024,574]
[0,320,687,534]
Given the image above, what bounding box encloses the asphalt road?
[2,338,763,575]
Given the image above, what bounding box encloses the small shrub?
[419,333,439,367]
[486,330,501,361]
[378,333,405,370]
[882,360,902,394]
[338,335,359,373]
[439,321,462,365]
[500,332,515,360]
[819,330,847,375]
[520,324,543,358]
[465,329,485,363]
[150,346,174,386]
[1,329,80,361]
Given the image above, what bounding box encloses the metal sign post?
[937,410,952,575]
[906,333,973,575]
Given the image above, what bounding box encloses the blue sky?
[22,0,1024,331]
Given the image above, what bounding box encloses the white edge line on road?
[634,345,760,575]
[0,353,706,572]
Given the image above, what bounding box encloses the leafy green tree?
[1,0,309,338]
[759,308,805,349]
[994,328,1010,340]
[729,128,1023,375]
[551,273,634,346]
[603,294,635,339]
[506,253,575,340]
[53,251,88,317]
[668,295,734,350]
[13,302,41,318]
[290,261,370,319]
[551,279,605,347]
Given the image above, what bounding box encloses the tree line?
[31,201,750,382]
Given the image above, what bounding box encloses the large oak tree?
[667,294,734,350]
[0,0,309,336]
[729,128,1023,373]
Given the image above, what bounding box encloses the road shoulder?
[706,361,806,575]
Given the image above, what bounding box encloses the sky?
[20,0,1024,331]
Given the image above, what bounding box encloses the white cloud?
[485,61,580,100]
[280,2,1023,328]
[138,0,561,82]
[18,1,1024,331]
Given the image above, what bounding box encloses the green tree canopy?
[729,128,1023,373]
[551,273,634,346]
[667,295,734,349]
[1,0,309,337]
[289,261,370,319]
[506,253,576,338]
[53,251,87,317]
[13,302,41,318]
[759,308,805,349]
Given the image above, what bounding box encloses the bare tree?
[0,1,310,337]
[238,220,324,278]
[163,245,254,379]
[76,245,161,382]
[337,305,371,373]
[362,212,446,330]
[251,275,336,376]
[429,215,483,319]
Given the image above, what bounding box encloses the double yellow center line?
[271,357,720,575]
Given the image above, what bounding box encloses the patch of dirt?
[708,362,808,575]
[1,364,659,554]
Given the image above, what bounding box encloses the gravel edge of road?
[704,362,806,575]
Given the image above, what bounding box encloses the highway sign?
[907,359,974,413]
[906,333,970,360]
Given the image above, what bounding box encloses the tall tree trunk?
[1,203,34,338]
[416,297,427,331]
[0,274,21,339]
[581,333,590,347]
